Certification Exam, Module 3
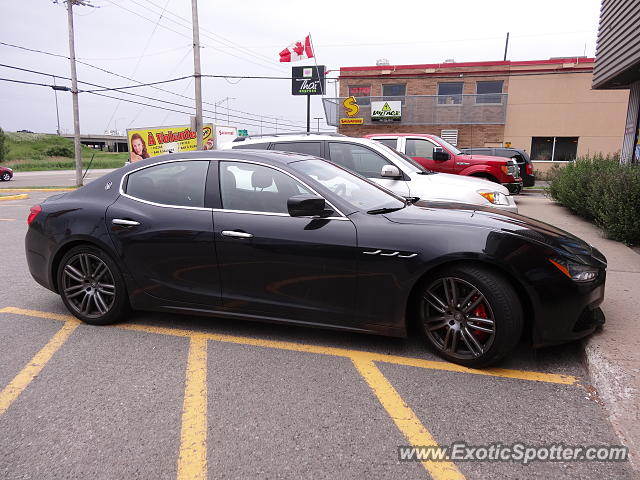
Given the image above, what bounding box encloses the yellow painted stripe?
[0,318,80,415]
[0,307,78,323]
[352,356,465,480]
[177,335,208,480]
[0,194,28,201]
[0,218,16,221]
[0,307,578,385]
[0,188,76,192]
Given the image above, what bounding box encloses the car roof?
[120,149,317,172]
[230,133,384,148]
[364,133,438,139]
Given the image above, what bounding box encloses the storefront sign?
[291,65,326,95]
[339,118,364,125]
[127,124,214,162]
[339,96,364,125]
[371,101,401,122]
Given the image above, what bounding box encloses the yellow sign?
[504,141,512,147]
[342,96,359,117]
[127,124,214,162]
[339,118,364,125]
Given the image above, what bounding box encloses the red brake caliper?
[471,302,489,341]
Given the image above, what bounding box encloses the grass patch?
[3,132,127,171]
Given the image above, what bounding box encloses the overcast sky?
[0,0,602,136]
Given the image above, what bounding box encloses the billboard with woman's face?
[127,124,214,162]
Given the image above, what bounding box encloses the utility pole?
[191,0,204,149]
[503,32,510,61]
[66,0,83,187]
[52,76,62,135]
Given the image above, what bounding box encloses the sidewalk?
[517,192,640,468]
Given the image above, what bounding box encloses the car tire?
[57,245,130,325]
[1,173,10,181]
[417,265,523,368]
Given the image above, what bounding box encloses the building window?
[348,85,371,106]
[476,80,504,104]
[382,84,406,98]
[530,137,578,161]
[437,82,463,104]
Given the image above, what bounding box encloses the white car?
[222,133,518,213]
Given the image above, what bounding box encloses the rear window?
[232,142,269,150]
[270,142,321,157]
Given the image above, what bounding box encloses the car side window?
[126,161,209,208]
[220,161,312,214]
[328,142,390,179]
[406,139,435,159]
[271,142,321,157]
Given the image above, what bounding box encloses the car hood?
[416,171,510,194]
[383,201,606,265]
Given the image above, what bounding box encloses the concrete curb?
[0,193,28,201]
[0,188,76,192]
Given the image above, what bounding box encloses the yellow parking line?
[352,356,465,479]
[0,218,16,221]
[0,194,28,201]
[0,317,80,416]
[0,307,578,385]
[0,188,76,192]
[177,335,208,480]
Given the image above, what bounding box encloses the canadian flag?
[279,35,314,62]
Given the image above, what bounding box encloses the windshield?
[436,136,462,155]
[292,159,406,213]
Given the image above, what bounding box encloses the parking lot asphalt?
[0,191,636,479]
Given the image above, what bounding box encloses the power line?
[0,40,309,126]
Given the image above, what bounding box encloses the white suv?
[222,133,518,213]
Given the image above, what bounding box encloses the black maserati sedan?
[25,150,606,367]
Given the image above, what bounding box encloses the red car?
[0,166,13,181]
[365,133,523,193]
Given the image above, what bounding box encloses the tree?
[0,128,9,162]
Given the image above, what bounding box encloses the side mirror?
[433,150,450,161]
[287,194,327,217]
[381,164,401,178]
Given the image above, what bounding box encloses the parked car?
[461,147,535,187]
[26,150,607,367]
[364,133,523,194]
[224,133,518,213]
[1,166,13,181]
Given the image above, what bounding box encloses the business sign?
[339,96,364,125]
[291,65,326,95]
[127,124,214,162]
[215,125,237,149]
[371,101,401,122]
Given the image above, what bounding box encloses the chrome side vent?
[362,250,417,258]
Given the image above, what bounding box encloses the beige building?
[328,58,629,173]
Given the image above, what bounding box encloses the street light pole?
[314,117,322,133]
[52,76,62,136]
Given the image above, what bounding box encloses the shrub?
[0,127,8,161]
[45,145,74,157]
[549,154,640,245]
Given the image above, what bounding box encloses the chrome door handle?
[221,230,253,239]
[112,219,140,226]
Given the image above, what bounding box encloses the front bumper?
[503,181,523,194]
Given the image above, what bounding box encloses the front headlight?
[549,257,598,282]
[477,190,509,206]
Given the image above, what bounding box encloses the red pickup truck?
[364,133,523,193]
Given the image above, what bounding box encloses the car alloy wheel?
[1,173,10,181]
[61,253,116,318]
[418,266,523,367]
[423,276,496,360]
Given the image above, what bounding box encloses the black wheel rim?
[422,277,496,360]
[62,253,115,318]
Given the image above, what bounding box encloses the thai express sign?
[127,124,214,162]
[371,101,402,122]
[291,65,326,95]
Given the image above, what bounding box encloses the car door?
[327,141,411,197]
[106,159,221,306]
[403,137,453,173]
[213,159,360,327]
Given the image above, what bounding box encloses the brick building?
[324,58,629,170]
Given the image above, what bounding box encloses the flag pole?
[308,33,323,133]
